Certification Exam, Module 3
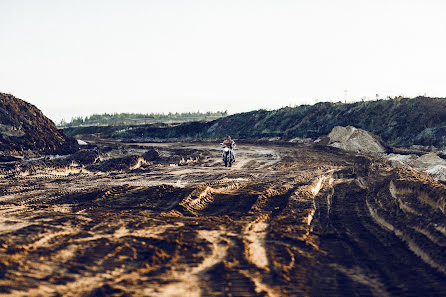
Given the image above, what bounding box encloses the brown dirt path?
[0,140,445,296]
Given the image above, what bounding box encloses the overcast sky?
[1,0,446,122]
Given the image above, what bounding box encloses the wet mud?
[0,140,445,296]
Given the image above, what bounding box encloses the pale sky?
[1,0,445,122]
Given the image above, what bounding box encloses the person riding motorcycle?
[223,136,235,149]
[221,136,236,164]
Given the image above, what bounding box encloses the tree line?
[58,111,229,127]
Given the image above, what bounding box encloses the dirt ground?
[0,139,445,296]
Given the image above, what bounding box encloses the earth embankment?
[64,97,446,148]
[0,93,78,155]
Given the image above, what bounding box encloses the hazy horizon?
[1,0,446,122]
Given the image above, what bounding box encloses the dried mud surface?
[0,140,445,296]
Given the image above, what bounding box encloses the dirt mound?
[87,155,146,171]
[141,146,206,165]
[386,153,418,168]
[66,149,104,165]
[410,152,446,169]
[0,93,78,155]
[387,152,446,181]
[142,147,161,161]
[168,148,205,165]
[320,126,386,153]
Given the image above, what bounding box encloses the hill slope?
[0,93,78,155]
[65,97,446,148]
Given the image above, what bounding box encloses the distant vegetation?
[58,111,228,127]
[64,97,446,148]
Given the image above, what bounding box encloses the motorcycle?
[221,143,235,167]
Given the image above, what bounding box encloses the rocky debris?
[77,139,88,146]
[426,165,446,181]
[410,152,446,170]
[267,137,281,142]
[409,144,438,152]
[317,126,386,153]
[386,152,446,181]
[386,154,418,168]
[289,137,313,144]
[0,93,78,155]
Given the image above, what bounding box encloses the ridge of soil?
[64,96,446,148]
[0,93,78,155]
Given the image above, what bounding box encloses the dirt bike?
[221,144,235,167]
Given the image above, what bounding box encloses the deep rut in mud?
[0,141,445,296]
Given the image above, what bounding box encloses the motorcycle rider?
[222,136,236,163]
[223,135,234,149]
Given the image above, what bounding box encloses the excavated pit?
[0,139,445,296]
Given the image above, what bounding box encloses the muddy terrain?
[0,139,445,296]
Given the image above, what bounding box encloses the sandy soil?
[0,140,445,296]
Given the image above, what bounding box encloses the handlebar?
[220,143,236,149]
